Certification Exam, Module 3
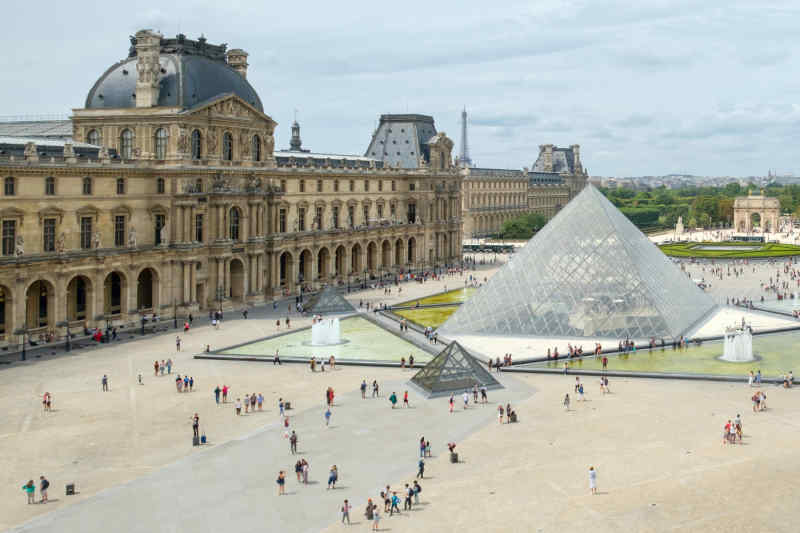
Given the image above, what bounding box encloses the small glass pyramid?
[302,286,356,315]
[439,185,716,340]
[410,341,502,397]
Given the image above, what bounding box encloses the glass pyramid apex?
[409,341,502,397]
[439,185,716,340]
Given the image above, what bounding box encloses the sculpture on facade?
[128,226,137,247]
[94,231,102,249]
[56,233,66,254]
[177,128,188,153]
[160,223,168,246]
[14,235,23,256]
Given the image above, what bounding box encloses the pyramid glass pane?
[302,286,355,315]
[439,186,716,340]
[410,341,502,397]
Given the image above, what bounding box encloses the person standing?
[389,392,398,409]
[327,465,338,489]
[449,394,454,413]
[279,398,285,418]
[371,506,381,531]
[589,466,597,495]
[480,385,487,403]
[290,431,298,454]
[166,358,172,374]
[39,476,49,503]
[419,436,426,458]
[463,390,469,409]
[214,386,221,404]
[235,398,242,415]
[22,480,35,504]
[563,393,570,411]
[276,471,286,495]
[101,374,109,392]
[498,404,504,423]
[324,408,332,427]
[404,483,414,510]
[390,492,401,515]
[222,385,229,403]
[417,458,425,479]
[403,390,410,408]
[372,380,379,398]
[176,336,181,351]
[413,480,421,504]
[341,499,351,525]
[191,413,200,438]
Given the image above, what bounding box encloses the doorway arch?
[407,237,416,264]
[299,249,312,284]
[317,247,330,280]
[104,271,126,316]
[279,251,293,287]
[367,241,378,272]
[67,275,93,322]
[334,245,346,278]
[137,268,159,311]
[381,240,391,268]
[0,285,12,339]
[351,243,362,273]
[26,279,55,329]
[229,259,245,301]
[395,239,403,265]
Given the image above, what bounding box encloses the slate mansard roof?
[85,35,263,112]
[364,114,439,169]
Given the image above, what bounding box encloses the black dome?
[85,54,263,112]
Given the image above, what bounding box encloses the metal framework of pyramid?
[409,341,502,397]
[439,185,717,340]
[302,286,356,315]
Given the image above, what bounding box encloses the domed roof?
[85,36,263,112]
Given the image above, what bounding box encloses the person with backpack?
[39,476,49,503]
[413,480,422,504]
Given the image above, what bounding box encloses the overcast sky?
[1,0,798,177]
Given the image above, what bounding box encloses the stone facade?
[461,145,588,237]
[0,31,461,344]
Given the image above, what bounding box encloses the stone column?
[183,262,191,305]
[217,206,225,240]
[224,258,231,299]
[190,262,197,303]
[217,258,225,301]
[184,206,191,243]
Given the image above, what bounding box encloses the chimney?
[227,49,249,79]
[570,144,581,172]
[134,29,163,108]
[540,144,554,172]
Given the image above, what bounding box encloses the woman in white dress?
[589,466,597,495]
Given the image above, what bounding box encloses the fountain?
[311,317,342,346]
[720,325,755,362]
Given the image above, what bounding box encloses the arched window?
[82,177,92,195]
[222,132,233,161]
[86,129,100,146]
[4,177,15,196]
[252,135,261,162]
[116,177,126,195]
[229,207,240,241]
[156,177,165,194]
[45,176,56,195]
[120,129,133,159]
[191,130,202,159]
[154,128,168,160]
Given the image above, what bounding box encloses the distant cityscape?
[592,170,799,190]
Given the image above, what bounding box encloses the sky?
[1,0,799,177]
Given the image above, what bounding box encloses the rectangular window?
[280,179,286,193]
[378,180,383,192]
[154,214,165,245]
[80,217,92,249]
[195,214,203,242]
[114,215,125,247]
[364,179,370,192]
[43,218,56,252]
[279,209,286,233]
[116,178,125,195]
[377,205,384,219]
[409,182,415,191]
[390,204,396,218]
[391,180,396,192]
[299,180,305,193]
[332,206,339,229]
[408,203,416,223]
[349,180,354,192]
[363,205,369,224]
[317,179,322,192]
[316,207,323,230]
[298,208,306,232]
[348,206,355,227]
[334,180,339,192]
[2,220,15,256]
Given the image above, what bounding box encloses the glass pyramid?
[302,286,356,315]
[439,185,717,340]
[410,341,502,397]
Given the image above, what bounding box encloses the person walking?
[449,394,454,413]
[290,430,298,454]
[498,404,504,423]
[176,336,181,351]
[389,392,398,409]
[403,390,410,408]
[327,465,338,489]
[390,492,401,515]
[22,480,35,504]
[371,506,381,531]
[276,471,286,495]
[360,380,367,399]
[463,390,469,409]
[372,380,379,398]
[214,386,221,404]
[222,385,229,403]
[413,480,421,505]
[419,436,426,458]
[279,398,285,418]
[324,408,332,427]
[39,476,49,503]
[341,499,351,525]
[101,374,109,392]
[191,413,200,438]
[563,393,570,411]
[589,466,598,495]
[417,458,425,479]
[480,385,487,403]
[235,398,242,415]
[166,358,172,374]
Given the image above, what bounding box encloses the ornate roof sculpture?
[439,185,717,340]
[409,341,502,398]
[301,286,356,315]
[85,32,263,112]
